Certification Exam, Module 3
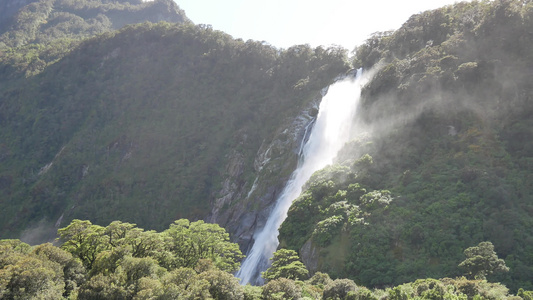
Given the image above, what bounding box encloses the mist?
[19,219,57,246]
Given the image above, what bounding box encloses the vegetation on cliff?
[0,11,349,238]
[1,0,533,294]
[279,0,533,292]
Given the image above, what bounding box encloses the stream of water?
[236,69,366,285]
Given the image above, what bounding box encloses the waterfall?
[236,69,367,285]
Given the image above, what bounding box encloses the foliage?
[279,0,533,291]
[243,284,263,300]
[262,249,309,282]
[2,0,533,295]
[261,277,302,300]
[518,288,533,300]
[322,278,358,300]
[0,19,349,239]
[57,219,108,269]
[0,0,188,77]
[162,219,244,273]
[307,271,333,289]
[0,220,529,299]
[0,0,187,75]
[459,241,509,280]
[0,239,83,299]
[57,219,243,274]
[198,267,244,300]
[1,218,247,299]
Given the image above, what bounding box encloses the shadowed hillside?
[0,20,349,242]
[1,0,532,293]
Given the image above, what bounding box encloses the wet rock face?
[208,150,245,226]
[208,93,323,253]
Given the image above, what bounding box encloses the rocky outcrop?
[300,238,319,273]
[208,150,246,225]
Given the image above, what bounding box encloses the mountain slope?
[279,0,533,291]
[0,20,349,242]
[0,0,188,78]
[0,0,188,46]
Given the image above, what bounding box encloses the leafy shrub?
[262,278,302,300]
[307,271,333,289]
[243,284,262,300]
[198,268,244,300]
[518,288,533,300]
[312,215,344,246]
[262,249,309,281]
[323,278,358,300]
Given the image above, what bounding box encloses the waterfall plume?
[236,69,367,285]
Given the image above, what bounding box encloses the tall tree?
[262,249,309,281]
[459,241,509,280]
[162,219,244,272]
[57,219,108,270]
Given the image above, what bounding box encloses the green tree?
[57,219,109,270]
[262,249,309,281]
[322,278,358,300]
[160,267,211,299]
[0,239,88,299]
[518,288,533,300]
[458,241,509,280]
[199,267,244,300]
[243,284,262,300]
[307,271,333,289]
[162,219,244,272]
[77,273,128,300]
[262,278,302,300]
[0,251,65,299]
[120,256,164,289]
[33,243,86,297]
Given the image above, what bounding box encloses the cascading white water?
[236,69,367,285]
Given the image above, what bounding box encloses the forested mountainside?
[2,0,533,297]
[0,0,188,44]
[0,0,188,77]
[280,0,533,292]
[0,1,349,243]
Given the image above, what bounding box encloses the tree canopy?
[459,241,509,280]
[262,249,309,282]
[1,223,530,299]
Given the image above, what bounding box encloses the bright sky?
[174,0,465,51]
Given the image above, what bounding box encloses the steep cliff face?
[208,92,323,252]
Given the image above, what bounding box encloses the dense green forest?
[1,0,533,297]
[0,2,349,239]
[280,0,533,292]
[1,219,531,299]
[0,0,188,77]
